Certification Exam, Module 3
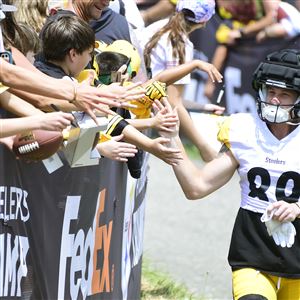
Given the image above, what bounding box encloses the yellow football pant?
[233,268,300,300]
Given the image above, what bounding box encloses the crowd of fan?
[2,1,300,299]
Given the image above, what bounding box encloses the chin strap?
[286,120,300,126]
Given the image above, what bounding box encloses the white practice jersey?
[218,112,300,214]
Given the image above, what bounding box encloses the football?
[13,129,63,161]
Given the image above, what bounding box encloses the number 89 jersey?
[218,112,300,277]
[219,113,300,212]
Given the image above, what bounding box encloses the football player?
[168,48,300,300]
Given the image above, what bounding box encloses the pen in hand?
[50,104,79,128]
[216,85,225,104]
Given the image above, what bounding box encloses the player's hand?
[149,137,183,166]
[261,206,296,248]
[267,200,300,222]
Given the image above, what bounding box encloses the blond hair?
[144,11,197,74]
[14,0,49,33]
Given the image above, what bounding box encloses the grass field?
[141,259,202,300]
[140,141,203,300]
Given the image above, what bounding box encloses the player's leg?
[232,268,277,300]
[277,277,300,300]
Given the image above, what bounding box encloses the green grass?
[183,142,201,161]
[140,141,204,299]
[141,259,202,300]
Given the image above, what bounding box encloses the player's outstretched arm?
[171,140,238,200]
[167,84,218,161]
[121,124,183,166]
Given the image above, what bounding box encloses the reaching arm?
[0,58,75,102]
[1,48,146,121]
[172,139,238,199]
[204,45,227,100]
[0,95,73,138]
[127,105,178,132]
[8,88,77,112]
[0,91,43,116]
[126,118,155,130]
[167,84,218,161]
[121,123,182,166]
[96,134,137,162]
[226,0,279,44]
[183,100,225,115]
[241,0,279,36]
[141,0,175,26]
[153,59,223,87]
[256,23,291,42]
[0,113,73,138]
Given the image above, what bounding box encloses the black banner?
[0,141,146,300]
[186,16,300,114]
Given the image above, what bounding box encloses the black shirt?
[90,8,131,44]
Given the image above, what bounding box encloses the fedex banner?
[0,144,146,300]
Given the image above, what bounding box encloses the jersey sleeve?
[105,114,129,136]
[217,115,232,149]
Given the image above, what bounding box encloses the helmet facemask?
[256,84,300,124]
[252,49,300,125]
